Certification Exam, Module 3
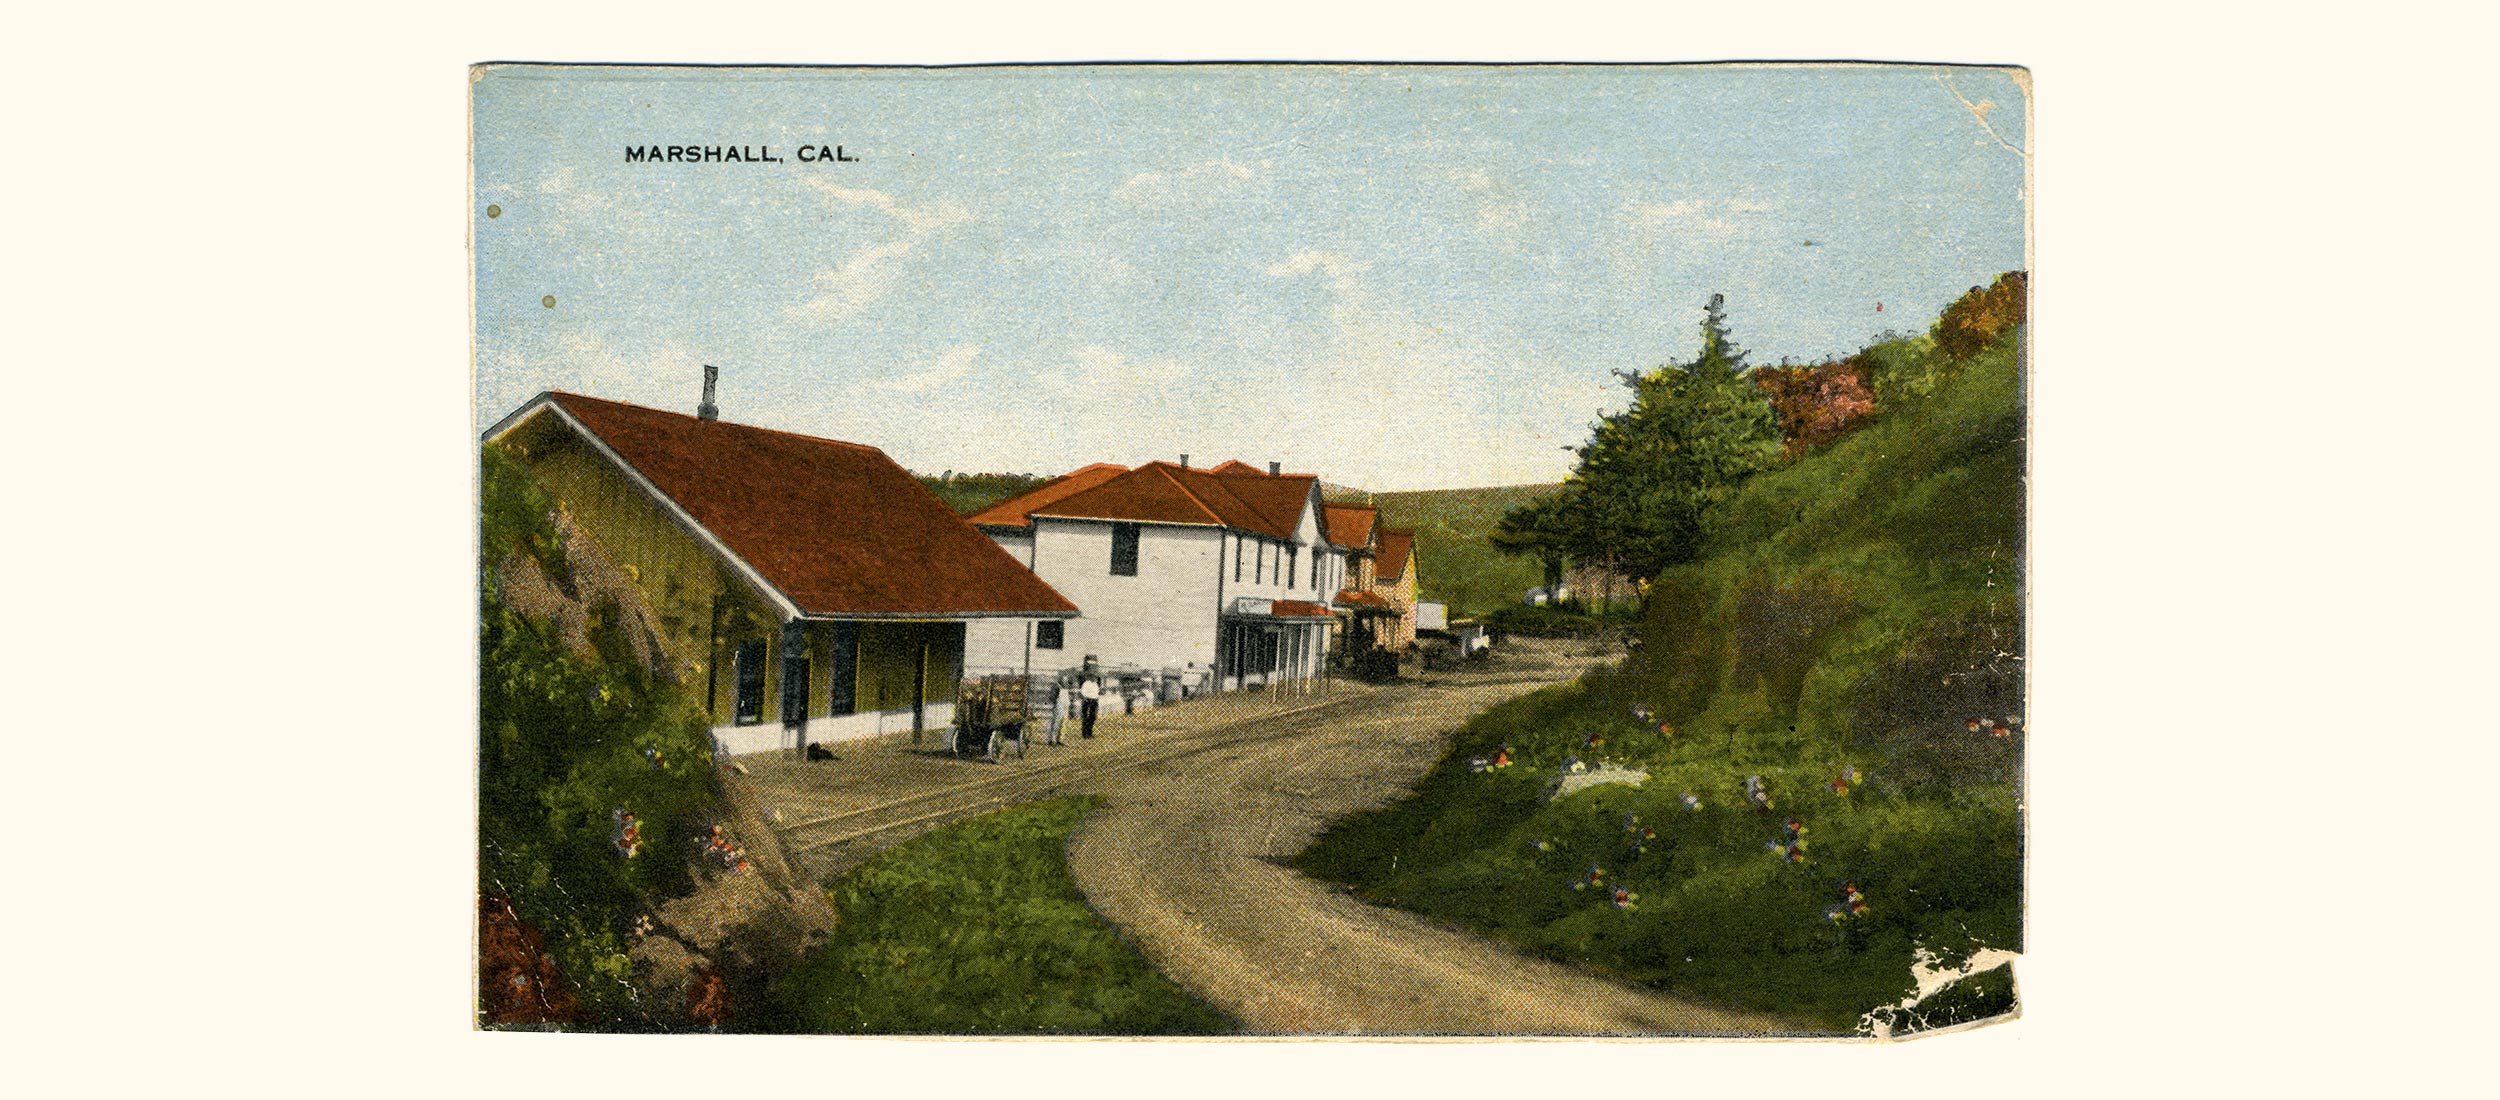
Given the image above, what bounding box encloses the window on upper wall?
[1035,620,1065,649]
[1256,539,1266,583]
[1234,535,1244,582]
[1287,545,1298,589]
[1110,522,1140,576]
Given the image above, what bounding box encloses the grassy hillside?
[478,445,723,1028]
[1347,483,1565,617]
[1299,318,2024,1033]
[919,471,1048,515]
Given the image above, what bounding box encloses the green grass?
[1297,322,2025,1034]
[768,797,1234,1034]
[1351,483,1565,618]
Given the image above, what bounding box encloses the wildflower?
[1492,745,1512,768]
[1622,811,1641,832]
[1612,886,1638,910]
[1574,863,1605,890]
[1658,720,1675,736]
[1831,882,1869,916]
[1630,704,1654,722]
[1783,817,1806,842]
[1964,717,1984,734]
[1680,792,1703,812]
[611,809,642,858]
[1745,775,1774,811]
[1530,837,1554,853]
[1584,731,1605,750]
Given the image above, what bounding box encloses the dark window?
[1287,545,1299,589]
[1256,539,1266,583]
[732,639,766,726]
[1110,522,1140,576]
[1234,535,1244,582]
[828,623,856,717]
[1036,620,1065,649]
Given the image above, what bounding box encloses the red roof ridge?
[508,391,1077,618]
[1142,463,1229,526]
[966,461,1132,528]
[545,391,882,454]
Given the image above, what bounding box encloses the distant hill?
[1330,483,1566,618]
[918,471,1049,515]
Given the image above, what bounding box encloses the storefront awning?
[1228,596,1336,621]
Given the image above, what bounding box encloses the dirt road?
[1062,646,1820,1036]
[747,640,1819,1035]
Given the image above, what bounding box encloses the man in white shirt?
[1078,657,1103,739]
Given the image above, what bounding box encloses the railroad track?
[773,661,1606,876]
[778,692,1371,856]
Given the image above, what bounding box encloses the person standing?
[1078,657,1102,739]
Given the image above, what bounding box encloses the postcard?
[472,61,2028,1037]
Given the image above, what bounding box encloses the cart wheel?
[985,730,1005,762]
[1015,732,1029,760]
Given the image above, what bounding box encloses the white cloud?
[1477,201,1532,233]
[797,178,974,232]
[786,239,916,322]
[479,328,702,420]
[786,181,974,326]
[1112,158,1261,205]
[1625,195,1775,235]
[1056,344,1189,390]
[1627,198,1707,227]
[873,343,982,393]
[1267,249,1373,297]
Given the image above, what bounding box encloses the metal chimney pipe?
[1180,454,1190,469]
[698,364,720,421]
[1269,461,1281,476]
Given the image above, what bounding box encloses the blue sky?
[474,64,2026,490]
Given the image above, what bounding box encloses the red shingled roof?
[510,392,1078,619]
[1322,503,1377,550]
[964,462,1129,529]
[1029,461,1315,540]
[1376,527,1415,582]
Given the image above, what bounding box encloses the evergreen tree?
[1551,293,1781,580]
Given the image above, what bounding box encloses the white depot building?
[963,459,1356,693]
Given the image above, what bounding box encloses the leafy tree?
[1931,271,2027,363]
[1756,357,1879,457]
[1552,293,1782,579]
[1489,487,1580,594]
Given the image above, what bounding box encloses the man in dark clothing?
[1078,657,1103,738]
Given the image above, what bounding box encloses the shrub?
[478,444,721,1028]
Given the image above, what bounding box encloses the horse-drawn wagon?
[943,673,1058,762]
